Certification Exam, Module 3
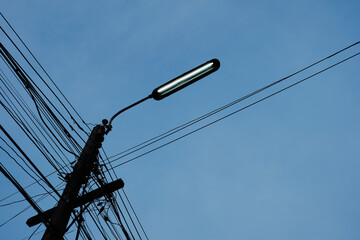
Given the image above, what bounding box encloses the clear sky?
[1,1,359,239]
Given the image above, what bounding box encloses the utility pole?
[42,125,105,240]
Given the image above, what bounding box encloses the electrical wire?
[0,69,73,172]
[122,189,150,240]
[0,205,31,228]
[0,41,82,157]
[117,192,143,240]
[0,146,59,203]
[0,92,67,173]
[0,25,88,144]
[0,165,65,204]
[0,125,61,198]
[0,177,62,228]
[0,186,64,207]
[21,229,75,240]
[0,58,74,173]
[27,223,42,240]
[0,12,91,133]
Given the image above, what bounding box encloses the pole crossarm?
[27,178,124,227]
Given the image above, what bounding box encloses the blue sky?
[1,1,360,239]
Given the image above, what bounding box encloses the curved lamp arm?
[104,95,152,133]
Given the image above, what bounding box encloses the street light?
[42,58,220,239]
[105,58,220,132]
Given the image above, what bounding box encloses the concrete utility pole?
[42,125,105,240]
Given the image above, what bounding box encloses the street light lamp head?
[151,58,220,100]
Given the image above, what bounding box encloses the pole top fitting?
[102,119,112,134]
[102,119,108,125]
